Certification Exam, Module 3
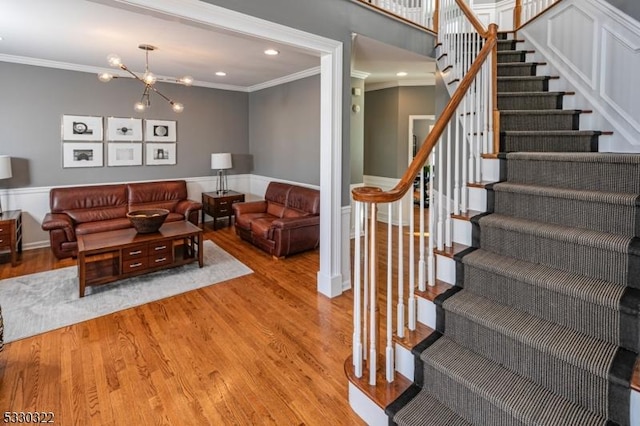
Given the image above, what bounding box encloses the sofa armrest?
[233,200,268,216]
[271,215,320,230]
[42,212,76,243]
[175,199,203,217]
[42,213,73,231]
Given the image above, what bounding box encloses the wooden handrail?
[353,23,499,204]
[352,0,437,33]
[455,0,488,37]
[514,0,564,32]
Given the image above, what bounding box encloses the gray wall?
[604,0,640,21]
[350,77,366,184]
[364,86,435,179]
[202,0,436,204]
[249,75,320,185]
[0,62,249,188]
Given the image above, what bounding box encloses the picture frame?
[145,119,176,142]
[62,142,104,168]
[146,143,176,165]
[62,115,103,141]
[107,143,143,166]
[107,117,142,141]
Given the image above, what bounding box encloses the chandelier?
[97,44,192,113]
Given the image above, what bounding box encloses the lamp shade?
[211,153,232,170]
[0,156,12,180]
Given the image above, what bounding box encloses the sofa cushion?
[283,207,309,218]
[127,180,187,212]
[50,184,128,223]
[75,218,132,235]
[266,202,285,218]
[236,212,271,230]
[251,217,276,239]
[264,181,291,205]
[287,186,320,215]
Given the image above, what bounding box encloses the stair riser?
[507,159,640,193]
[500,113,579,131]
[498,64,538,77]
[497,51,527,63]
[498,79,549,92]
[460,263,621,347]
[443,309,609,418]
[500,134,598,152]
[497,95,562,110]
[497,40,518,51]
[477,224,630,285]
[491,190,639,236]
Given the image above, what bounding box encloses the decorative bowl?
[126,209,170,234]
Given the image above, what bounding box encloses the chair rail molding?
[521,0,640,152]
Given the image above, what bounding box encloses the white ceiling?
[0,0,435,91]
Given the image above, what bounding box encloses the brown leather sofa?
[233,182,320,258]
[42,180,202,259]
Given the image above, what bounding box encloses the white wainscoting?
[521,0,640,152]
[473,0,516,31]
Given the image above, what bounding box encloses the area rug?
[0,240,252,343]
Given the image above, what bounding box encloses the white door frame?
[119,0,345,297]
[408,115,436,166]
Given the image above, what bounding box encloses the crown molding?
[351,70,370,79]
[248,66,321,92]
[365,77,436,92]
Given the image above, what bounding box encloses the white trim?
[342,205,352,291]
[0,53,252,93]
[365,77,436,92]
[112,0,343,297]
[348,383,388,426]
[408,115,436,167]
[351,70,370,79]
[248,66,321,92]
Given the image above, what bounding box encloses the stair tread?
[507,151,640,163]
[498,75,553,80]
[498,91,567,97]
[418,336,607,425]
[498,61,544,66]
[444,291,618,377]
[502,130,601,135]
[493,181,639,204]
[462,248,626,307]
[479,213,633,252]
[392,387,471,426]
[501,109,584,115]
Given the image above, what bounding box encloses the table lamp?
[0,156,12,214]
[211,153,232,194]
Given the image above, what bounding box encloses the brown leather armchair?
[233,182,320,258]
[42,180,202,259]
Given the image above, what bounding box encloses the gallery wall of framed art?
[61,115,178,168]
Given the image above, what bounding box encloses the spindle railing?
[352,0,498,385]
[355,0,439,31]
[514,0,562,31]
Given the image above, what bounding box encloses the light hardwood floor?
[0,223,365,425]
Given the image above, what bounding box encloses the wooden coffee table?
[76,221,203,297]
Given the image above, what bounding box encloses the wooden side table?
[201,191,245,230]
[0,210,22,267]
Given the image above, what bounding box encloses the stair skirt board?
[376,30,640,426]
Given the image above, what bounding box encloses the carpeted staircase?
[386,33,640,425]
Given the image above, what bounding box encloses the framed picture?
[62,115,103,141]
[107,117,142,141]
[107,143,143,166]
[145,119,176,142]
[146,143,176,165]
[62,143,104,168]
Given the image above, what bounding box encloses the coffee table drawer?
[149,241,171,255]
[123,258,148,273]
[149,252,173,267]
[123,244,148,260]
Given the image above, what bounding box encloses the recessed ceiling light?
[0,36,3,41]
[264,49,279,56]
[215,71,227,76]
[396,71,408,77]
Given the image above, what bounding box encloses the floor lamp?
[211,153,232,194]
[0,156,12,215]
